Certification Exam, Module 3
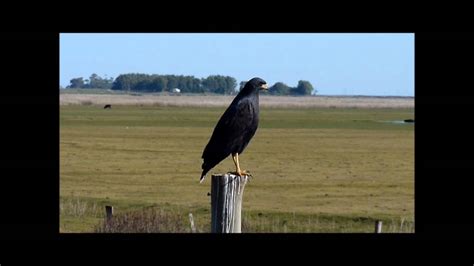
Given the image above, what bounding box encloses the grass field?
[60,102,414,233]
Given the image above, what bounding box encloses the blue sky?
[60,33,414,96]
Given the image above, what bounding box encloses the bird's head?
[242,77,268,93]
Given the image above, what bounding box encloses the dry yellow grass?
[60,94,414,108]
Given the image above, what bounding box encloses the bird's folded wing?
[202,99,253,157]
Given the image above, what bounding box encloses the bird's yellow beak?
[260,84,269,90]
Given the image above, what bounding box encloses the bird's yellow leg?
[232,153,250,176]
[232,154,241,175]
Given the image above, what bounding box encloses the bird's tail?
[199,169,208,184]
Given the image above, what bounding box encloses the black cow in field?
[404,119,414,123]
[104,104,112,109]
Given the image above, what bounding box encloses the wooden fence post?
[211,173,249,233]
[189,213,196,233]
[105,205,114,223]
[375,220,382,233]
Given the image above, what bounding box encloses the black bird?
[200,77,268,183]
[104,104,112,109]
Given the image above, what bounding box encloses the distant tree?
[113,74,143,91]
[68,77,85,88]
[269,82,291,95]
[201,76,217,93]
[135,80,151,91]
[239,81,247,91]
[112,74,133,91]
[189,77,202,93]
[167,75,178,92]
[292,80,315,95]
[177,75,189,92]
[224,76,237,95]
[202,75,236,94]
[88,73,100,88]
[150,76,167,92]
[88,73,112,89]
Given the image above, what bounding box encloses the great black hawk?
[200,77,268,183]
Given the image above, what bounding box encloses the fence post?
[105,205,114,223]
[211,173,249,233]
[375,220,382,233]
[189,213,196,233]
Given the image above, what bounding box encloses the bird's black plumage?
[200,77,268,182]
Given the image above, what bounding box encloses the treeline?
[268,81,315,96]
[66,73,316,95]
[67,74,114,89]
[112,74,237,94]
